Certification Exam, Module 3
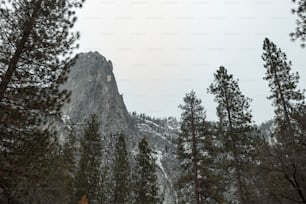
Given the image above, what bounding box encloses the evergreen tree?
[7,132,77,204]
[113,133,131,204]
[208,66,256,204]
[75,114,103,203]
[177,91,223,204]
[261,38,306,203]
[0,0,84,201]
[35,136,71,204]
[97,134,116,204]
[14,131,65,203]
[62,128,78,204]
[98,164,112,204]
[134,138,159,204]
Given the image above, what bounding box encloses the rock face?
[61,51,134,135]
[131,114,181,204]
[60,51,180,203]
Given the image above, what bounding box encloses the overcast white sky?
[74,0,306,124]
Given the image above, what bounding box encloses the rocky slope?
[60,51,180,203]
[61,52,134,135]
[131,113,181,204]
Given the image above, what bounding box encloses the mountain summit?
[61,51,133,135]
[60,51,180,203]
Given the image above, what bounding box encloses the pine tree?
[208,66,256,204]
[291,0,306,47]
[261,38,306,203]
[75,114,103,203]
[134,138,159,204]
[98,164,112,204]
[9,132,76,204]
[36,136,71,204]
[62,129,78,204]
[0,0,84,100]
[113,133,131,204]
[97,134,116,204]
[0,0,84,201]
[177,91,223,204]
[14,132,63,203]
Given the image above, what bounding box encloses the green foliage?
[134,138,159,204]
[5,132,74,204]
[98,164,113,204]
[113,133,131,204]
[209,66,257,204]
[75,114,103,203]
[0,0,84,202]
[263,38,304,119]
[261,38,306,203]
[62,129,78,204]
[177,91,224,204]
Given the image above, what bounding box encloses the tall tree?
[177,91,223,204]
[75,114,103,203]
[112,133,131,204]
[261,38,306,203]
[98,164,112,204]
[97,134,116,204]
[62,128,78,204]
[0,0,84,201]
[0,0,84,100]
[11,131,65,203]
[208,66,256,204]
[291,0,306,47]
[134,138,159,204]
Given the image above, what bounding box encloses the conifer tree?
[98,164,112,204]
[62,129,78,204]
[14,132,64,203]
[75,114,103,203]
[134,138,159,204]
[113,133,131,204]
[0,0,84,201]
[177,91,224,204]
[97,134,116,204]
[37,136,70,204]
[261,38,306,203]
[208,66,256,204]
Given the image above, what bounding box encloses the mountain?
[61,51,134,135]
[59,51,180,203]
[131,113,181,203]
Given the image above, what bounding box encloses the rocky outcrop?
[60,51,180,203]
[61,51,134,135]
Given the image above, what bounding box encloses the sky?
[74,0,306,124]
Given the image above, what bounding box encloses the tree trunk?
[0,0,42,102]
[233,145,245,204]
[224,87,245,204]
[273,65,306,202]
[191,107,200,204]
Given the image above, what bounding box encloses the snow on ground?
[137,123,168,140]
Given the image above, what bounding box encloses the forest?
[1,0,306,204]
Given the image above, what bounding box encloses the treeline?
[175,38,306,203]
[1,0,306,203]
[174,0,306,202]
[62,114,160,204]
[131,112,176,128]
[0,1,159,203]
[1,111,160,204]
